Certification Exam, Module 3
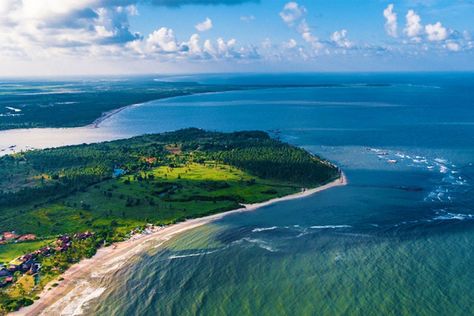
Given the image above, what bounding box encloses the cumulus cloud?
[383,4,398,37]
[195,17,213,32]
[384,5,470,52]
[283,38,297,49]
[404,10,422,39]
[0,0,259,63]
[298,20,321,49]
[445,41,460,52]
[425,22,448,41]
[186,33,202,54]
[331,29,352,48]
[280,2,322,51]
[280,2,306,26]
[146,27,181,53]
[0,0,141,58]
[128,27,256,60]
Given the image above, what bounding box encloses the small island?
[0,128,341,313]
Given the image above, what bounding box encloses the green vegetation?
[0,128,339,313]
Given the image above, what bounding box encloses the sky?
[0,0,473,76]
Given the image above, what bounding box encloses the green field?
[4,162,300,240]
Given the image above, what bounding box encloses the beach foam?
[168,250,219,260]
[252,226,278,233]
[309,225,352,229]
[366,147,470,204]
[433,210,474,221]
[241,238,278,252]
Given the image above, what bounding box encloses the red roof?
[3,232,18,240]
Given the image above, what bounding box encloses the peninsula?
[0,128,342,313]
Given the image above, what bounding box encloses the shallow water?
[2,74,474,315]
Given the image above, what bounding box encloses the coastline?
[89,104,141,128]
[12,172,347,316]
[88,89,243,129]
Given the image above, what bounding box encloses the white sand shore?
[13,173,347,316]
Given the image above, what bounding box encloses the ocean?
[1,73,473,315]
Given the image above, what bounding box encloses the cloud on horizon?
[384,3,471,52]
[0,0,472,75]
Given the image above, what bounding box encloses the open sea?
[1,73,474,315]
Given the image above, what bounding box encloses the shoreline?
[88,90,226,128]
[12,172,347,316]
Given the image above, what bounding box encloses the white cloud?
[280,2,322,51]
[331,29,352,48]
[404,10,422,38]
[145,27,180,53]
[0,1,259,64]
[280,2,306,26]
[0,1,141,58]
[195,17,213,32]
[283,38,298,49]
[187,33,202,54]
[126,25,254,61]
[400,10,464,51]
[298,20,323,50]
[217,38,236,56]
[383,4,398,37]
[445,41,460,52]
[203,39,216,55]
[425,22,448,41]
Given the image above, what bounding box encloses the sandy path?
[13,173,347,316]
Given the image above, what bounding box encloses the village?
[0,231,94,288]
[0,224,160,290]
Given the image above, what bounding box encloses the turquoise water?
[3,74,474,315]
[83,74,474,315]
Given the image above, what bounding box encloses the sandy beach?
[89,104,143,128]
[13,173,347,316]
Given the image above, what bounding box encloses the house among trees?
[0,232,36,243]
[1,231,19,241]
[18,234,36,241]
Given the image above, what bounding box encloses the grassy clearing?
[0,159,304,272]
[59,161,299,229]
[7,275,35,298]
[1,161,300,249]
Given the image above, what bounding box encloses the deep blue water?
[1,73,474,315]
[88,74,474,315]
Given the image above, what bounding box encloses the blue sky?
[0,0,473,75]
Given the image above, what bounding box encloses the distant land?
[0,79,236,130]
[0,128,340,313]
[0,77,392,131]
